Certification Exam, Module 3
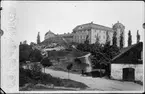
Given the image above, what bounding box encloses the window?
[103,35,105,39]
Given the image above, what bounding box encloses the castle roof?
[73,22,113,33]
[45,30,55,36]
[112,21,125,29]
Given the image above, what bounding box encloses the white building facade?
[72,22,125,47]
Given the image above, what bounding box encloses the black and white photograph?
[0,0,144,93]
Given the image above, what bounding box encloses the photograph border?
[0,0,145,93]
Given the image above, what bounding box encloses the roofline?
[73,22,113,33]
[112,42,143,62]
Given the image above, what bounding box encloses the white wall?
[111,64,143,82]
[73,30,89,43]
[90,29,113,44]
[109,31,113,45]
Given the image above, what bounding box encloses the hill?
[40,36,69,49]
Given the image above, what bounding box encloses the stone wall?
[111,64,143,82]
[44,33,55,40]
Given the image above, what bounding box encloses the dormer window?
[79,26,83,29]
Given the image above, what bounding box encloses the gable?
[112,42,143,64]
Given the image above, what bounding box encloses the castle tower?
[112,21,125,47]
[44,30,56,40]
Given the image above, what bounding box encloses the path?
[44,68,143,91]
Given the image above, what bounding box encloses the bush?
[19,63,42,87]
[62,79,88,89]
[19,68,34,87]
[20,64,88,89]
[31,63,42,72]
[40,73,63,86]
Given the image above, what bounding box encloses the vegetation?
[19,63,88,90]
[106,31,110,43]
[128,30,132,46]
[112,31,117,46]
[29,49,43,62]
[84,35,89,45]
[120,32,124,49]
[37,32,41,44]
[67,63,73,79]
[136,30,140,43]
[19,44,33,62]
[19,43,42,63]
[41,57,53,73]
[77,37,120,69]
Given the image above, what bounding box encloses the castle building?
[59,33,73,43]
[44,30,56,40]
[72,21,125,47]
[112,21,125,47]
[44,21,125,47]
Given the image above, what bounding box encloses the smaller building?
[69,48,92,73]
[44,30,56,40]
[111,42,143,82]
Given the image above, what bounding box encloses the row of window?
[75,30,90,34]
[73,35,88,40]
[73,39,86,43]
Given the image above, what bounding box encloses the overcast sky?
[1,1,144,47]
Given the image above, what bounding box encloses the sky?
[1,1,144,47]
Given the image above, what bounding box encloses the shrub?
[19,68,33,87]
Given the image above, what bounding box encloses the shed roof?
[112,42,143,64]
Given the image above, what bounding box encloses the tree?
[20,42,22,45]
[84,35,89,45]
[19,44,33,62]
[66,63,73,79]
[76,43,85,51]
[120,32,124,49]
[30,42,36,46]
[137,30,140,43]
[95,34,100,44]
[106,31,110,44]
[37,32,41,44]
[41,57,52,73]
[29,49,43,62]
[112,31,117,47]
[31,63,43,80]
[23,40,27,44]
[128,30,132,46]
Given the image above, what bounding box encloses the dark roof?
[73,22,113,33]
[45,30,55,36]
[40,36,68,48]
[68,48,90,58]
[112,22,125,29]
[112,42,143,63]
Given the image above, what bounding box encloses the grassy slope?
[19,68,88,91]
[40,36,68,48]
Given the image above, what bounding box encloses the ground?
[44,68,143,91]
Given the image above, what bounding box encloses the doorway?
[123,68,135,81]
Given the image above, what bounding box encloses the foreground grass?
[19,68,88,91]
